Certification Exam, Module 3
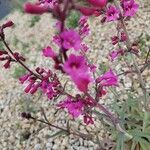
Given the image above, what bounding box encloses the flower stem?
[114,0,148,111]
[0,35,42,80]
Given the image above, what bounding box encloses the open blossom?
[63,54,88,74]
[71,72,92,92]
[57,97,84,118]
[79,6,97,16]
[42,46,56,58]
[97,69,118,87]
[121,0,139,17]
[60,30,81,50]
[96,69,118,97]
[106,5,120,22]
[63,54,92,92]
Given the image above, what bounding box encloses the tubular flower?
[57,96,84,118]
[106,5,120,22]
[60,29,81,51]
[121,0,139,17]
[97,69,118,87]
[87,0,107,8]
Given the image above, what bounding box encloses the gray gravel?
[0,0,150,149]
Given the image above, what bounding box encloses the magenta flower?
[57,97,84,118]
[83,114,94,125]
[60,30,81,50]
[19,73,31,84]
[109,49,124,62]
[81,43,89,52]
[109,51,119,62]
[71,72,92,92]
[53,35,61,47]
[106,5,120,22]
[111,36,119,45]
[63,54,88,74]
[87,0,107,8]
[41,80,59,100]
[122,0,139,17]
[24,2,48,14]
[63,54,92,92]
[97,69,118,87]
[120,32,127,42]
[40,0,58,9]
[42,46,56,58]
[79,16,90,38]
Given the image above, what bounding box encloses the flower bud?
[24,2,48,14]
[87,0,107,8]
[2,21,14,29]
[79,7,96,16]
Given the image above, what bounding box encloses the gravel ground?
[0,0,150,149]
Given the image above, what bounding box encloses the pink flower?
[106,5,120,22]
[41,80,59,100]
[2,20,14,29]
[40,0,58,9]
[19,73,31,84]
[84,114,94,125]
[63,54,88,74]
[87,0,107,8]
[53,35,61,47]
[63,54,92,92]
[79,6,97,16]
[88,64,97,72]
[122,0,139,17]
[71,72,92,92]
[120,32,127,42]
[54,21,62,31]
[42,46,56,58]
[109,49,124,61]
[79,16,90,38]
[97,69,118,87]
[24,2,48,14]
[111,36,119,45]
[57,97,84,118]
[60,30,81,50]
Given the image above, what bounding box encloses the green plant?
[66,11,80,28]
[108,94,150,150]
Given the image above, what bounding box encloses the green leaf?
[143,111,150,131]
[116,133,125,150]
[139,138,150,150]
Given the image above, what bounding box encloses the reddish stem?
[0,35,42,80]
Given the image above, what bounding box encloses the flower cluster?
[19,67,61,100]
[96,69,118,97]
[0,0,140,127]
[102,0,139,22]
